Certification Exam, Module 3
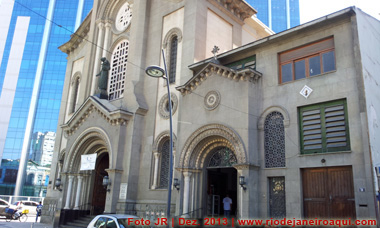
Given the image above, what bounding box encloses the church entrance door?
[91,153,109,215]
[207,167,237,217]
[205,147,237,217]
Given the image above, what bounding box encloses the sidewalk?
[0,216,52,228]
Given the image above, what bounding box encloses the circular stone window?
[115,2,132,32]
[159,93,178,119]
[204,90,221,111]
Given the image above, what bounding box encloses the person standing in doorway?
[223,194,232,218]
[36,201,43,222]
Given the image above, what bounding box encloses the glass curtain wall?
[0,0,92,196]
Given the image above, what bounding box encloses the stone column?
[82,172,91,211]
[152,152,160,189]
[182,171,192,217]
[104,169,123,214]
[73,175,83,210]
[64,175,74,209]
[102,22,111,58]
[91,22,105,95]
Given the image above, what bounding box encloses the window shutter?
[302,109,322,151]
[300,100,350,154]
[325,104,347,149]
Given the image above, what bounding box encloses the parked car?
[13,201,39,215]
[87,214,142,228]
[0,199,11,216]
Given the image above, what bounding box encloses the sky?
[299,0,380,24]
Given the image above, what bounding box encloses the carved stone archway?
[179,124,247,169]
[65,127,111,173]
[178,124,247,217]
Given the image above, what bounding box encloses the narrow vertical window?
[264,112,285,168]
[159,140,170,188]
[109,40,129,100]
[70,77,80,114]
[169,36,178,84]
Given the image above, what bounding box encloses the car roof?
[95,214,139,219]
[0,199,9,203]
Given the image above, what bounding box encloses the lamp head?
[239,176,246,191]
[102,176,111,192]
[173,178,180,191]
[55,178,62,192]
[146,65,165,78]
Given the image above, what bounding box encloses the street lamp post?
[146,49,174,222]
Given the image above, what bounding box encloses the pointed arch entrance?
[178,124,247,218]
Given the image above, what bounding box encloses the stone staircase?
[59,215,95,228]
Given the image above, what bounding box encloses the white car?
[13,201,39,215]
[0,199,12,217]
[87,214,142,228]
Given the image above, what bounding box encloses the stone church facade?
[42,0,380,224]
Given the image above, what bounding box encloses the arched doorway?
[91,153,109,215]
[178,124,247,218]
[206,147,237,217]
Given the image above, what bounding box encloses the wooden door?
[302,166,356,219]
[91,154,109,215]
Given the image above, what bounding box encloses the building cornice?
[208,0,257,23]
[59,10,92,55]
[176,62,262,96]
[61,96,133,137]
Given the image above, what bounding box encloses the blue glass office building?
[246,0,300,33]
[0,0,92,196]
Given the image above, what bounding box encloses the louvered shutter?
[300,100,350,154]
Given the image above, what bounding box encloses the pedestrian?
[223,194,232,218]
[14,201,23,218]
[36,201,43,222]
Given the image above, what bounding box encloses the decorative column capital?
[183,171,192,178]
[105,169,123,174]
[97,21,105,30]
[176,167,201,173]
[105,21,112,29]
[153,152,160,159]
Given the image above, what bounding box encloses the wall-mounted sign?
[300,85,313,99]
[119,183,128,199]
[80,154,97,170]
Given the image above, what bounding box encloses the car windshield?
[117,218,145,228]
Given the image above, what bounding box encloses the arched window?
[109,40,129,100]
[159,139,170,188]
[169,36,178,84]
[264,112,285,168]
[70,77,80,114]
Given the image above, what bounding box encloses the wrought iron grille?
[208,147,237,168]
[159,140,170,188]
[264,112,285,168]
[269,177,286,218]
[109,40,128,100]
